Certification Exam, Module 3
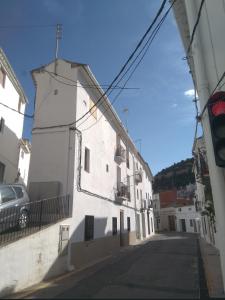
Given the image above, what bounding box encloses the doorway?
[120,210,124,246]
[168,215,175,231]
[180,219,186,232]
[136,214,141,239]
[142,213,146,238]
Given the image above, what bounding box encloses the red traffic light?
[211,101,225,116]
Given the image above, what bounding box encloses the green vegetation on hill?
[153,158,195,193]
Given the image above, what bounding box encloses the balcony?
[115,146,126,164]
[115,183,129,204]
[147,200,153,211]
[134,169,143,184]
[140,200,147,212]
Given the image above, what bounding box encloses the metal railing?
[0,195,70,247]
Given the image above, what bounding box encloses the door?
[136,214,141,239]
[0,162,5,183]
[180,219,186,232]
[142,212,146,238]
[120,210,124,246]
[193,219,197,233]
[147,212,150,235]
[168,215,175,231]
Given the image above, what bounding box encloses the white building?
[28,58,154,271]
[18,138,31,186]
[175,205,201,234]
[193,136,216,245]
[153,193,160,232]
[172,0,225,288]
[0,48,27,183]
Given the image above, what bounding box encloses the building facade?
[18,138,31,186]
[193,136,216,245]
[173,0,225,288]
[28,59,154,271]
[0,48,27,183]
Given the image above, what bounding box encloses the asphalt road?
[15,232,208,299]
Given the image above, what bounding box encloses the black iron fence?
[0,195,70,247]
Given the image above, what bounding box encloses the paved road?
[16,232,208,299]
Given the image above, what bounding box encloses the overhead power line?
[0,24,55,29]
[45,71,139,90]
[33,0,168,131]
[187,0,205,55]
[0,102,34,118]
[78,0,176,131]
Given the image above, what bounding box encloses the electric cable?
[33,0,168,131]
[0,102,34,118]
[45,71,139,90]
[187,0,205,55]
[79,1,175,131]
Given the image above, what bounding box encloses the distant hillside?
[153,158,195,193]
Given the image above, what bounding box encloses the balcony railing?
[115,183,129,203]
[115,145,126,164]
[0,195,70,247]
[147,200,153,210]
[140,200,147,212]
[135,169,143,184]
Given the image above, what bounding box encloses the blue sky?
[0,0,197,175]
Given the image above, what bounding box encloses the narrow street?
[13,233,208,299]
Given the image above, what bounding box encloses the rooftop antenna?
[54,23,62,74]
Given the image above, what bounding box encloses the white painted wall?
[18,146,30,186]
[28,59,154,272]
[0,221,69,297]
[175,205,200,233]
[0,66,25,183]
[173,0,225,288]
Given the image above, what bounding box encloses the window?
[136,162,138,170]
[0,187,16,203]
[84,147,90,172]
[13,186,24,199]
[106,164,109,172]
[0,117,5,133]
[190,219,193,227]
[84,215,94,241]
[140,189,142,200]
[0,67,6,88]
[89,98,97,119]
[127,217,130,232]
[189,207,192,211]
[126,151,130,169]
[178,208,182,212]
[112,217,117,235]
[127,175,130,201]
[21,150,24,159]
[0,162,5,183]
[137,189,139,199]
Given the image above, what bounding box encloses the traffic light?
[208,91,225,167]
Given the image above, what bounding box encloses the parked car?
[0,184,30,233]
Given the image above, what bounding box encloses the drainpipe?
[184,0,225,288]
